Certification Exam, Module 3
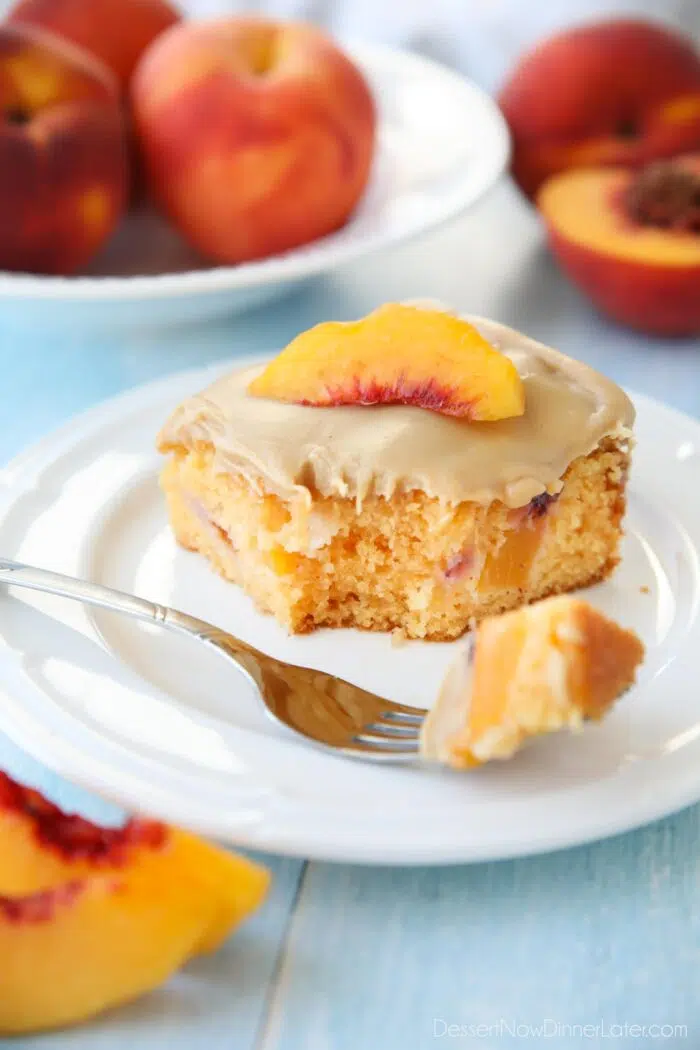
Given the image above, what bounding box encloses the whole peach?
[0,23,128,275]
[131,17,377,265]
[499,19,700,199]
[7,0,181,90]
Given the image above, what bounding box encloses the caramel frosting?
[158,315,635,510]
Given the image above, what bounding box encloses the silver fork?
[0,559,425,762]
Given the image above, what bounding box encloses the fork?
[0,558,426,762]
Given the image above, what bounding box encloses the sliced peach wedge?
[0,772,270,955]
[1,873,221,1034]
[0,772,164,894]
[0,773,270,1033]
[248,304,526,421]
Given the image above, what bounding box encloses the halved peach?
[0,869,225,1034]
[0,772,270,957]
[538,155,700,335]
[248,304,525,420]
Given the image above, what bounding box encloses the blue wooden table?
[1,181,699,1049]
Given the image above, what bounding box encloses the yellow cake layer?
[161,438,629,641]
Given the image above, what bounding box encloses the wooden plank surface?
[263,826,698,1049]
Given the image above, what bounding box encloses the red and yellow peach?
[0,22,128,275]
[499,19,700,199]
[8,0,181,90]
[131,16,377,265]
[538,155,700,336]
[0,772,270,1034]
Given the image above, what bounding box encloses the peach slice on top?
[248,304,526,420]
[0,773,270,1033]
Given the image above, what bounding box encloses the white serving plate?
[1,362,700,865]
[0,43,509,330]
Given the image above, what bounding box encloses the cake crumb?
[640,585,650,595]
[391,628,408,648]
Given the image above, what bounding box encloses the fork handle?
[0,557,240,651]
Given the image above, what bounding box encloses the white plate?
[0,43,509,330]
[1,363,699,866]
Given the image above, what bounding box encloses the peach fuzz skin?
[538,160,700,336]
[499,19,700,199]
[131,17,376,265]
[0,23,128,275]
[7,0,181,89]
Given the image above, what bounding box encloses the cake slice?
[420,596,645,767]
[157,304,635,640]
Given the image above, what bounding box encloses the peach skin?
[0,23,128,275]
[131,16,376,264]
[538,156,700,336]
[499,18,700,199]
[248,303,526,420]
[8,0,181,89]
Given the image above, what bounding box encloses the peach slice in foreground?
[538,156,700,335]
[1,872,224,1034]
[248,304,525,420]
[0,773,270,1032]
[421,596,644,768]
[0,773,269,954]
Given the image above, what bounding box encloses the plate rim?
[0,41,510,303]
[2,365,700,865]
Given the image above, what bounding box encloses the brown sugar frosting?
[158,315,635,510]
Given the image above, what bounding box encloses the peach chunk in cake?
[420,596,644,766]
[158,304,635,641]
